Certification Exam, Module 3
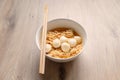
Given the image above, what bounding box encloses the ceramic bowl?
[36,18,87,62]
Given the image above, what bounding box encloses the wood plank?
[0,0,120,80]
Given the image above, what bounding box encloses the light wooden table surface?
[0,0,120,80]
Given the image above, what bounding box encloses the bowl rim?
[36,18,87,61]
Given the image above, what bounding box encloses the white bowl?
[36,18,87,62]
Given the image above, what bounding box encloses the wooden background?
[0,0,120,80]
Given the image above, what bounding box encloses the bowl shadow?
[43,57,80,80]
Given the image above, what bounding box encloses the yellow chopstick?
[39,5,48,74]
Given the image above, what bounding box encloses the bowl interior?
[36,19,87,62]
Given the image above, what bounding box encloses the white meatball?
[68,38,77,47]
[52,38,61,48]
[74,36,82,43]
[60,36,68,43]
[46,44,52,52]
[61,42,70,52]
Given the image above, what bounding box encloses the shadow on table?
[42,57,80,80]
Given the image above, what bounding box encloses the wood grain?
[0,0,120,80]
